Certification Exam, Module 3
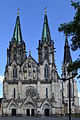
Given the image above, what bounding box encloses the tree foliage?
[58,0,80,78]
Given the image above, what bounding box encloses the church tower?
[7,12,26,67]
[38,9,55,65]
[37,9,62,115]
[3,11,27,101]
[1,10,79,117]
[62,36,79,114]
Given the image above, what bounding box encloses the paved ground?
[0,117,80,120]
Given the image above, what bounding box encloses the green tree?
[58,0,80,78]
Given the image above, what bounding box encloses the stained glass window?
[26,88,36,97]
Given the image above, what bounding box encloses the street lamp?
[61,70,77,120]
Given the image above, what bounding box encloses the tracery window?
[24,73,27,79]
[13,67,17,78]
[28,71,31,76]
[26,87,36,97]
[33,70,36,79]
[13,49,16,60]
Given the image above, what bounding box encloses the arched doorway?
[26,109,30,116]
[26,103,36,116]
[26,108,35,116]
[31,109,35,116]
[12,109,16,116]
[45,109,49,116]
[42,103,51,116]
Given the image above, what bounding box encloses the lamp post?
[61,70,77,120]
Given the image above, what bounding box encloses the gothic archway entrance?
[25,102,36,116]
[26,109,35,116]
[42,103,51,116]
[31,109,35,116]
[12,109,16,116]
[26,109,30,116]
[45,109,50,116]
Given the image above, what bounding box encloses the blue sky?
[0,0,80,102]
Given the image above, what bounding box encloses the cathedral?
[0,10,79,116]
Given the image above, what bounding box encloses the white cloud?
[78,92,80,105]
[78,92,80,98]
[0,75,4,83]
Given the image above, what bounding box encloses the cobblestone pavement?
[0,117,80,120]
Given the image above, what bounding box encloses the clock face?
[26,88,36,97]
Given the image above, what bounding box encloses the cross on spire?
[17,8,20,16]
[44,7,47,15]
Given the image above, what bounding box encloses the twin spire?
[12,9,72,65]
[13,8,51,44]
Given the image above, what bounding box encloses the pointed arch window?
[13,49,16,60]
[44,47,48,59]
[44,65,49,78]
[13,67,17,78]
[14,88,16,98]
[46,88,48,98]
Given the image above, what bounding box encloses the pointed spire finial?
[65,33,69,47]
[44,7,47,15]
[29,50,31,56]
[13,9,22,43]
[65,32,68,39]
[17,8,20,16]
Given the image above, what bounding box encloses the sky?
[0,0,80,103]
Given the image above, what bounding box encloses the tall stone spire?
[42,7,51,42]
[13,9,22,44]
[38,9,55,64]
[7,10,27,65]
[63,36,72,64]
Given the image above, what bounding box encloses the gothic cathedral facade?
[1,11,79,116]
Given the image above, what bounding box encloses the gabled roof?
[27,51,38,65]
